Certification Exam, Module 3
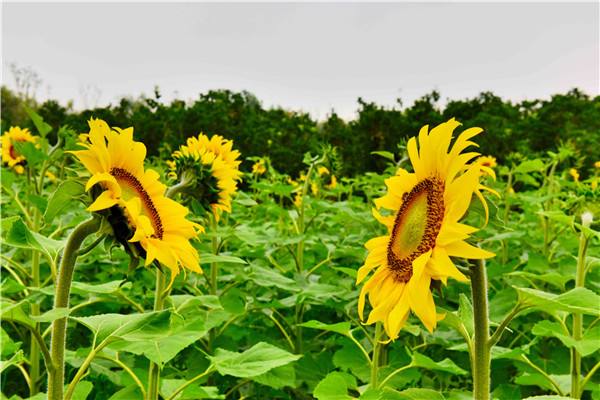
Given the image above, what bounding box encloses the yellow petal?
[444,240,495,259]
[87,191,118,211]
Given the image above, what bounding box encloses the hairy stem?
[470,258,491,400]
[47,216,100,400]
[148,270,166,400]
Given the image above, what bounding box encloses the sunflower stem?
[571,228,590,398]
[147,269,166,400]
[370,322,383,389]
[28,208,42,396]
[48,216,101,400]
[469,257,491,400]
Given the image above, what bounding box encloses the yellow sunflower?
[168,134,242,219]
[1,126,38,172]
[71,118,202,287]
[357,118,497,341]
[252,159,266,175]
[317,166,338,190]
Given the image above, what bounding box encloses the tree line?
[2,85,598,178]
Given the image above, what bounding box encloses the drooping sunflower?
[317,166,337,190]
[72,118,202,287]
[168,133,242,219]
[357,118,497,341]
[1,126,39,173]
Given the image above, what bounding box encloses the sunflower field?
[1,92,599,400]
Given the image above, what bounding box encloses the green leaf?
[249,264,299,292]
[0,350,24,373]
[521,397,573,400]
[107,384,144,400]
[300,320,351,336]
[27,193,48,213]
[209,342,301,378]
[70,310,171,345]
[313,373,352,400]
[458,294,474,337]
[29,308,70,323]
[43,180,84,225]
[532,321,600,356]
[170,295,222,312]
[412,352,467,375]
[198,253,247,264]
[490,384,521,400]
[64,380,94,400]
[1,216,66,260]
[506,271,572,291]
[108,313,209,365]
[253,364,297,390]
[219,288,246,315]
[399,388,446,400]
[514,286,600,316]
[371,151,396,162]
[1,301,35,328]
[514,159,544,174]
[332,267,358,279]
[11,140,48,166]
[25,105,52,137]
[160,380,224,399]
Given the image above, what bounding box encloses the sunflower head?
[357,118,497,341]
[475,155,498,178]
[71,118,202,287]
[594,161,600,169]
[1,126,39,171]
[317,166,338,189]
[169,133,242,219]
[252,159,267,175]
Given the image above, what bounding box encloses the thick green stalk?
[370,322,383,389]
[148,269,166,400]
[48,217,100,400]
[571,228,590,398]
[208,214,219,353]
[470,258,491,400]
[29,209,42,396]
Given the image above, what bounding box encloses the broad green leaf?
[491,384,521,400]
[301,282,345,300]
[70,310,171,344]
[43,180,85,225]
[249,264,299,292]
[491,346,526,361]
[300,320,351,336]
[199,253,247,264]
[313,373,352,400]
[412,352,467,375]
[209,342,301,378]
[482,231,525,242]
[64,380,94,400]
[458,294,474,336]
[0,350,24,373]
[515,373,570,394]
[160,380,224,399]
[514,286,600,316]
[29,308,70,323]
[533,321,600,356]
[1,301,35,328]
[1,328,21,356]
[506,271,572,291]
[514,159,544,174]
[25,105,52,137]
[108,313,209,366]
[400,388,446,400]
[107,384,144,400]
[170,294,222,312]
[11,140,48,166]
[253,364,297,390]
[219,288,246,315]
[1,216,65,260]
[537,210,574,228]
[332,267,358,279]
[521,397,573,400]
[27,193,48,213]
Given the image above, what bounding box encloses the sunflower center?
[110,167,164,240]
[387,177,445,282]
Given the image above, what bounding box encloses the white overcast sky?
[2,2,599,121]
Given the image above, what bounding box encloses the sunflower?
[357,118,497,341]
[168,133,242,219]
[71,118,202,287]
[1,126,38,172]
[252,159,266,175]
[317,166,337,190]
